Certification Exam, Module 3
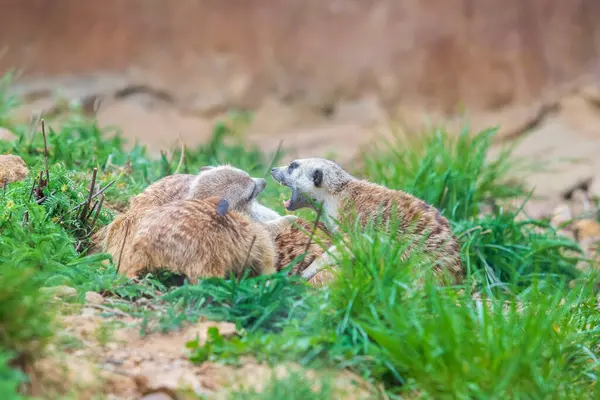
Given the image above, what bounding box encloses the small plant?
[362,279,600,399]
[163,269,310,334]
[0,351,27,400]
[0,265,56,387]
[457,207,583,291]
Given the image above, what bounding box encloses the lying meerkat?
[91,165,279,262]
[271,157,464,285]
[127,165,280,223]
[120,197,298,283]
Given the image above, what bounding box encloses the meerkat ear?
[199,165,215,173]
[216,199,229,216]
[312,168,323,187]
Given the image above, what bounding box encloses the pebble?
[140,392,175,400]
[85,291,105,305]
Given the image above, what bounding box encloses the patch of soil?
[27,300,372,399]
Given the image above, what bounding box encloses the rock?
[0,154,29,187]
[40,285,77,299]
[85,291,105,305]
[141,391,176,400]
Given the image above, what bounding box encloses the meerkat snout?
[271,158,350,211]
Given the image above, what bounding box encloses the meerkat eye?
[288,162,299,173]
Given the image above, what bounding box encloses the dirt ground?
[26,293,373,400]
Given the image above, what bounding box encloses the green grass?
[229,370,335,400]
[361,125,528,221]
[1,72,599,399]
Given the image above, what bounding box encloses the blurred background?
[1,0,600,206]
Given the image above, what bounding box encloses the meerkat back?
[274,218,332,275]
[121,197,295,284]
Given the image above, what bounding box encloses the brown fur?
[307,268,337,287]
[274,219,332,274]
[0,154,29,187]
[336,180,463,284]
[89,165,277,261]
[271,157,464,285]
[119,197,293,283]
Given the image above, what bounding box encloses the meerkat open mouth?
[282,187,312,211]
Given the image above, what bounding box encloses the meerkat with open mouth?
[271,157,464,285]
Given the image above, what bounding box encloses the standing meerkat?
[271,157,463,285]
[120,197,298,283]
[91,165,279,262]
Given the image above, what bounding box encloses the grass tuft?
[361,125,527,221]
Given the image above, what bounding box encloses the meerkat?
[119,196,298,283]
[91,165,279,262]
[271,157,464,285]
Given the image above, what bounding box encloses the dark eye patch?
[247,184,256,201]
[288,162,299,172]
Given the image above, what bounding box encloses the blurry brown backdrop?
[1,0,600,200]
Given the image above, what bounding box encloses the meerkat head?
[193,165,281,222]
[271,157,353,211]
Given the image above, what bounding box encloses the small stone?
[40,285,77,299]
[0,154,29,187]
[85,291,105,305]
[140,390,176,400]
